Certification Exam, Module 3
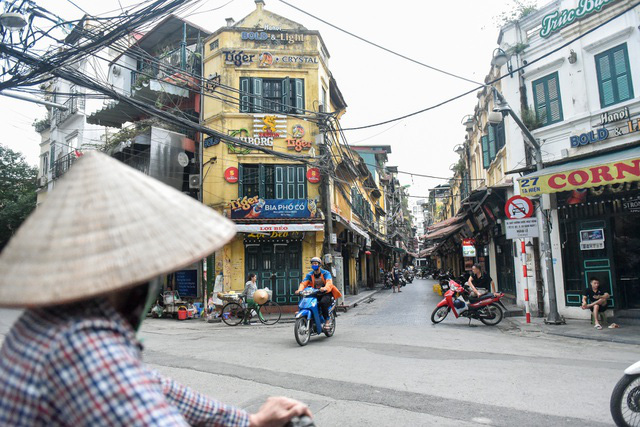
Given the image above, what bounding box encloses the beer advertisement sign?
[228,197,320,219]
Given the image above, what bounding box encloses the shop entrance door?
[614,216,640,309]
[245,241,302,305]
[495,237,516,295]
[562,219,616,308]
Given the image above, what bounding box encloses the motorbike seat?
[478,293,494,300]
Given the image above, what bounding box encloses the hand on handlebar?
[249,396,312,427]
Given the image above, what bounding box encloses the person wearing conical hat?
[0,152,311,426]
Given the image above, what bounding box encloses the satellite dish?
[177,152,189,167]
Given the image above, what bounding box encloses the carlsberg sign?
[540,0,614,38]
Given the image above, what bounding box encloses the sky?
[0,0,546,199]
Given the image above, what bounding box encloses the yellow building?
[202,1,350,304]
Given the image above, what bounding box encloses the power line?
[339,1,640,131]
[276,0,482,86]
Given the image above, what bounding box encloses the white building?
[497,0,640,319]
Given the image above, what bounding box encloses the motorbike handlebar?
[285,416,315,427]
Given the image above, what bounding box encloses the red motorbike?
[431,277,507,326]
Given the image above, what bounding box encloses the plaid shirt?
[0,299,250,426]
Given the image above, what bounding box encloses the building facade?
[497,0,640,318]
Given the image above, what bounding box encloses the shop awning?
[424,222,465,241]
[235,223,324,233]
[518,146,640,197]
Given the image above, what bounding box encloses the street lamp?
[491,48,514,78]
[453,144,465,155]
[0,12,27,31]
[488,88,564,325]
[461,115,475,132]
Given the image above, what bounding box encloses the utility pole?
[490,89,564,325]
[316,123,333,257]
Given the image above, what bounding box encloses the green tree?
[0,145,38,251]
[494,0,538,27]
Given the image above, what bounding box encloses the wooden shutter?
[294,79,304,114]
[481,135,490,169]
[286,166,295,198]
[281,77,290,113]
[596,44,633,107]
[613,46,633,102]
[533,72,562,125]
[275,166,284,199]
[252,78,263,113]
[546,73,562,123]
[240,78,250,112]
[533,79,548,125]
[258,164,266,199]
[496,122,506,150]
[296,166,306,199]
[488,125,496,161]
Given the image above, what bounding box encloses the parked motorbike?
[294,287,336,346]
[404,271,414,284]
[610,360,640,426]
[383,272,394,289]
[430,277,507,326]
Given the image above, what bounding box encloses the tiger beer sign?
[518,156,640,196]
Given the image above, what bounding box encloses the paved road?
[0,279,636,425]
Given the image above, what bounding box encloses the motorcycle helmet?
[453,299,466,309]
[310,256,322,271]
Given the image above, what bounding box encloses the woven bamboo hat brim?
[0,151,236,308]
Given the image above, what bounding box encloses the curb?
[338,288,384,312]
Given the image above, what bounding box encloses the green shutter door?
[285,166,295,198]
[275,166,284,199]
[613,46,633,102]
[281,77,290,113]
[252,78,263,113]
[258,164,266,198]
[294,79,304,114]
[240,78,250,112]
[481,135,490,169]
[488,125,496,161]
[596,45,633,108]
[296,166,306,199]
[533,79,548,125]
[547,74,563,123]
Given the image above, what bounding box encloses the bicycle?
[221,295,282,326]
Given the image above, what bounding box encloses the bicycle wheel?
[258,301,282,325]
[221,302,244,326]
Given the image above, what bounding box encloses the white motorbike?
[611,360,640,426]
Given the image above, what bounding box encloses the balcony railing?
[54,97,78,126]
[51,152,77,180]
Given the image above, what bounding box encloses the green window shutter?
[546,73,563,123]
[533,79,548,125]
[252,78,263,113]
[258,164,266,198]
[239,78,250,113]
[532,72,562,126]
[275,166,284,199]
[238,164,244,197]
[596,44,633,107]
[296,166,306,199]
[50,144,56,168]
[613,47,633,101]
[294,79,304,114]
[286,166,295,198]
[281,77,291,113]
[496,122,506,150]
[488,125,496,162]
[481,135,490,169]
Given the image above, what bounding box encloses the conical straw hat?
[0,151,235,307]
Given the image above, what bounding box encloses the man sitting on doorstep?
[581,278,618,329]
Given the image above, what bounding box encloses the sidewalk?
[338,284,384,311]
[506,316,640,345]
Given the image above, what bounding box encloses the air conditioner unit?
[39,176,48,187]
[189,174,200,189]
